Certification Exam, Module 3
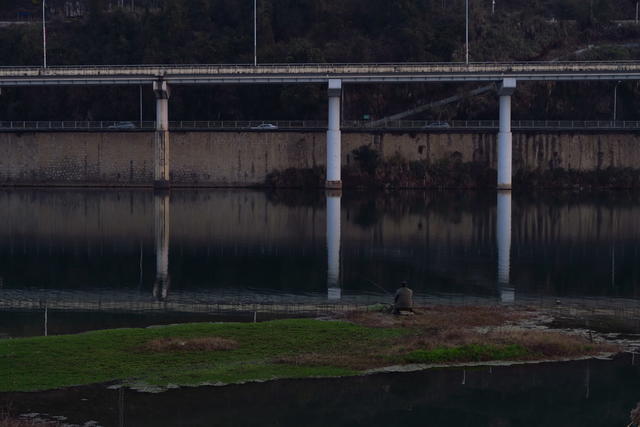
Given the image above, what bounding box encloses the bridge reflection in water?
[148,190,511,304]
[2,190,640,317]
[152,190,346,302]
[497,191,514,304]
[326,191,342,301]
[153,193,170,302]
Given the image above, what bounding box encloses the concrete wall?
[0,130,639,186]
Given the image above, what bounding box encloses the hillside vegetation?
[0,0,639,121]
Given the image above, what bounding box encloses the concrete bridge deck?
[1,61,640,86]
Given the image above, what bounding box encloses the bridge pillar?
[326,79,342,189]
[153,192,170,301]
[497,78,516,190]
[326,189,342,300]
[153,80,171,189]
[497,190,514,303]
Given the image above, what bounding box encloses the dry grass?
[487,329,617,358]
[142,337,238,352]
[328,305,618,367]
[344,305,531,330]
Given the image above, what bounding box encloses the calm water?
[1,189,640,335]
[2,189,640,425]
[2,354,639,426]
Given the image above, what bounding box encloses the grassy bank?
[0,307,617,393]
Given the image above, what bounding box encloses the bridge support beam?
[326,79,342,189]
[497,190,514,303]
[153,81,171,189]
[326,189,342,300]
[497,78,516,190]
[153,192,170,301]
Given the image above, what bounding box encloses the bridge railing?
[0,120,156,130]
[1,120,640,131]
[1,61,640,77]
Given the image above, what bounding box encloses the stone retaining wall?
[0,130,638,186]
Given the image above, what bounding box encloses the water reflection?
[2,354,639,427]
[0,190,639,303]
[153,192,170,302]
[496,191,514,303]
[326,190,341,301]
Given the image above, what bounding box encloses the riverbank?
[0,306,618,393]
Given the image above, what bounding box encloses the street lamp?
[253,0,257,66]
[42,0,47,68]
[613,80,621,121]
[465,0,469,64]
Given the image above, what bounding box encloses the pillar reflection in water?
[497,190,514,303]
[153,192,171,301]
[326,190,342,301]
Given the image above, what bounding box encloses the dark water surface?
[1,189,640,335]
[2,189,640,425]
[2,354,639,427]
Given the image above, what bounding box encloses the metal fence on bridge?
[1,120,640,131]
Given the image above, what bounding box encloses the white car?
[424,121,450,128]
[251,123,278,130]
[108,121,136,129]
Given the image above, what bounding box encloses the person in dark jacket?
[393,281,413,314]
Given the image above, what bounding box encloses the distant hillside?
[0,0,639,121]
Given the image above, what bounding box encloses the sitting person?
[393,281,413,314]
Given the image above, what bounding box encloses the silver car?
[251,123,278,130]
[108,121,136,129]
[424,121,450,128]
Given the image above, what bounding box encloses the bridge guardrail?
[2,61,640,76]
[1,120,640,131]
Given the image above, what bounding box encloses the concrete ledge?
[325,180,342,190]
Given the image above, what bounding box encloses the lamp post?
[253,0,257,66]
[636,1,639,24]
[613,80,620,121]
[465,0,469,64]
[42,0,47,68]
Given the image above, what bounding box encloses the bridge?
[2,61,640,190]
[1,61,640,85]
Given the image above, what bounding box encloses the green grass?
[0,317,601,393]
[0,319,401,392]
[403,344,531,364]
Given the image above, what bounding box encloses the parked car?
[250,123,278,130]
[108,121,136,129]
[423,121,450,128]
